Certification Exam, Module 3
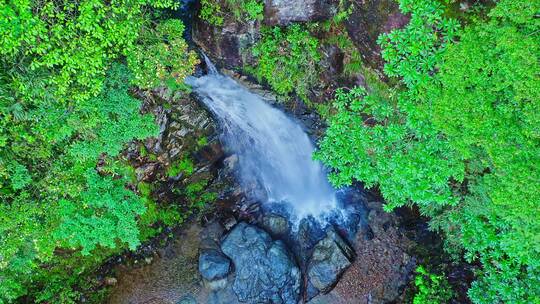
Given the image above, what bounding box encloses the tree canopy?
[0,0,198,302]
[316,0,540,302]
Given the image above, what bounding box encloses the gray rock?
[193,15,260,68]
[261,213,290,237]
[221,222,301,304]
[135,163,158,182]
[199,221,225,251]
[307,229,354,294]
[264,0,339,26]
[199,249,231,281]
[206,277,229,291]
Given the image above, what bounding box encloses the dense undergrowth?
[0,1,201,302]
[200,0,264,26]
[250,24,321,101]
[315,0,540,303]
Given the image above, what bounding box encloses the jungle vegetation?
[0,0,198,302]
[315,0,540,303]
[0,0,538,303]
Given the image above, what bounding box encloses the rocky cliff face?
[264,0,340,25]
[344,0,409,72]
[124,87,223,211]
[193,16,260,68]
[193,0,406,74]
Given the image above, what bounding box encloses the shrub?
[199,0,224,26]
[128,19,200,90]
[251,25,321,101]
[199,0,264,25]
[413,266,454,304]
[227,0,264,21]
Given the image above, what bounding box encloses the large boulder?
[261,213,290,238]
[264,0,339,26]
[307,229,354,294]
[198,249,231,281]
[221,222,301,304]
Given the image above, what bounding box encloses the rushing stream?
[186,57,337,220]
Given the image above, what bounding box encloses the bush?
[199,0,264,25]
[0,63,157,303]
[429,1,540,302]
[128,19,200,90]
[413,266,454,304]
[199,0,224,26]
[251,24,321,101]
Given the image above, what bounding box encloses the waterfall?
[186,58,337,220]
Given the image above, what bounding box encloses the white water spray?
[186,57,337,219]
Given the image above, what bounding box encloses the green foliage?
[184,179,218,209]
[332,0,353,24]
[413,266,454,304]
[251,25,321,100]
[227,0,264,21]
[200,0,224,25]
[0,63,157,303]
[378,0,460,91]
[0,0,201,302]
[0,0,178,102]
[314,86,463,211]
[167,156,195,177]
[428,1,540,302]
[127,19,200,90]
[137,182,186,232]
[199,0,264,25]
[197,136,209,147]
[317,0,540,303]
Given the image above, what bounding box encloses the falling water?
[186,56,337,219]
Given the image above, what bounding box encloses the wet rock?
[261,213,290,238]
[264,0,339,26]
[223,217,238,231]
[307,229,354,294]
[295,218,327,268]
[318,43,345,86]
[345,0,409,72]
[207,277,229,291]
[194,141,224,165]
[199,249,231,281]
[193,12,260,68]
[221,222,301,304]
